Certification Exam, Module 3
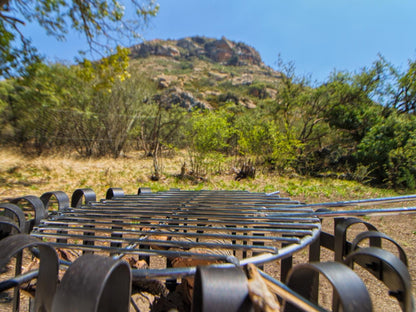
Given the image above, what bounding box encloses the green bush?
[187,108,234,175]
[386,139,416,188]
[248,82,270,99]
[234,111,301,172]
[356,112,416,188]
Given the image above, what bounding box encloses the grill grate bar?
[47,213,321,224]
[29,234,280,253]
[39,218,320,229]
[43,243,242,262]
[31,229,302,244]
[34,223,314,236]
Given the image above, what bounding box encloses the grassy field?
[0,148,403,202]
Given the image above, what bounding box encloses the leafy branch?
[0,0,159,76]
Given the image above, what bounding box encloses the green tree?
[0,59,158,157]
[0,78,16,141]
[356,112,416,188]
[390,59,416,114]
[188,108,234,176]
[266,58,329,174]
[135,100,188,179]
[234,109,299,171]
[93,73,156,158]
[268,58,328,146]
[0,0,159,76]
[308,65,386,175]
[268,58,308,140]
[324,67,383,143]
[64,61,157,158]
[0,62,77,153]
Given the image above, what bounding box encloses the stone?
[204,37,235,63]
[130,40,180,58]
[154,74,180,89]
[177,38,205,57]
[240,98,257,109]
[208,71,228,81]
[156,88,212,111]
[265,87,277,98]
[232,74,254,86]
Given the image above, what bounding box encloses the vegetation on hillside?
[1,43,416,190]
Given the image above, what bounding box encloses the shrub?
[187,108,234,175]
[356,112,416,188]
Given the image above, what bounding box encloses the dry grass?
[0,148,401,202]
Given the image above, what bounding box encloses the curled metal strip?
[9,195,47,230]
[0,234,59,312]
[344,247,414,312]
[106,187,124,200]
[283,262,372,312]
[40,192,71,245]
[137,187,152,195]
[40,191,70,212]
[0,203,28,233]
[0,216,21,238]
[52,254,131,312]
[258,270,325,312]
[192,266,253,312]
[334,217,379,261]
[71,188,96,208]
[351,231,408,266]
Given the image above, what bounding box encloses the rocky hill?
[131,36,263,66]
[128,36,282,110]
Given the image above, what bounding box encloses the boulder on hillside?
[177,38,205,57]
[154,74,183,89]
[204,37,262,66]
[232,74,254,86]
[155,88,212,111]
[208,71,228,81]
[265,88,277,98]
[234,42,262,66]
[240,98,257,109]
[248,85,277,99]
[204,37,235,63]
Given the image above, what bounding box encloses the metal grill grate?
[30,189,321,278]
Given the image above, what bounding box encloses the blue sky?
[24,0,416,82]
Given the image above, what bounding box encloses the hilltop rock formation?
[130,39,180,58]
[130,36,263,66]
